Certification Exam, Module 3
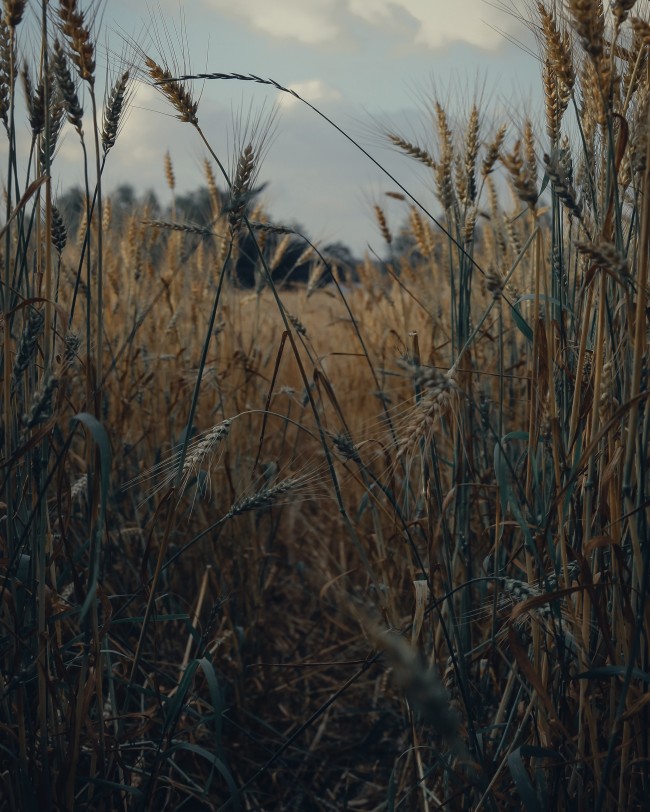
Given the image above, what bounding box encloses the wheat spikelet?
[409,206,432,256]
[306,261,326,297]
[11,308,44,389]
[226,476,303,519]
[485,265,505,299]
[57,0,96,86]
[144,56,198,125]
[126,419,232,502]
[387,133,437,170]
[144,219,213,238]
[0,14,10,127]
[537,2,575,94]
[40,95,65,172]
[505,214,523,257]
[22,67,44,136]
[494,220,508,259]
[574,237,629,278]
[374,204,392,245]
[396,366,460,458]
[434,102,454,211]
[544,148,582,219]
[124,213,138,262]
[102,196,111,232]
[181,420,231,492]
[332,432,361,463]
[523,119,537,181]
[53,38,83,135]
[580,47,619,131]
[599,359,619,417]
[62,330,80,369]
[463,206,477,244]
[565,0,605,59]
[497,565,580,626]
[249,221,293,236]
[622,27,647,105]
[252,221,269,269]
[101,70,130,154]
[269,232,292,271]
[23,370,59,429]
[76,204,88,247]
[228,143,256,235]
[3,0,25,28]
[486,176,508,253]
[611,0,637,25]
[296,243,318,268]
[574,128,597,205]
[203,157,221,218]
[70,473,87,502]
[579,56,601,135]
[287,313,307,336]
[502,138,538,209]
[164,150,175,192]
[500,576,544,604]
[543,59,562,144]
[51,206,67,255]
[631,15,650,44]
[629,89,649,175]
[482,124,506,177]
[457,104,480,206]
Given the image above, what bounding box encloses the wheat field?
[1,1,650,809]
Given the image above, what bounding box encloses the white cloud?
[207,0,342,44]
[204,0,521,50]
[349,0,517,49]
[278,80,342,108]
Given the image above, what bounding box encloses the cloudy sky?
[20,0,544,254]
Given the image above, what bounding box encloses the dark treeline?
[56,183,359,288]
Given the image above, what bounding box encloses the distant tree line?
[56,184,358,288]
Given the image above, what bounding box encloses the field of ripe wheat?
[2,1,650,809]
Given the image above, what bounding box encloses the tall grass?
[1,1,649,809]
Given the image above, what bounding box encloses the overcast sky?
[16,0,547,254]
